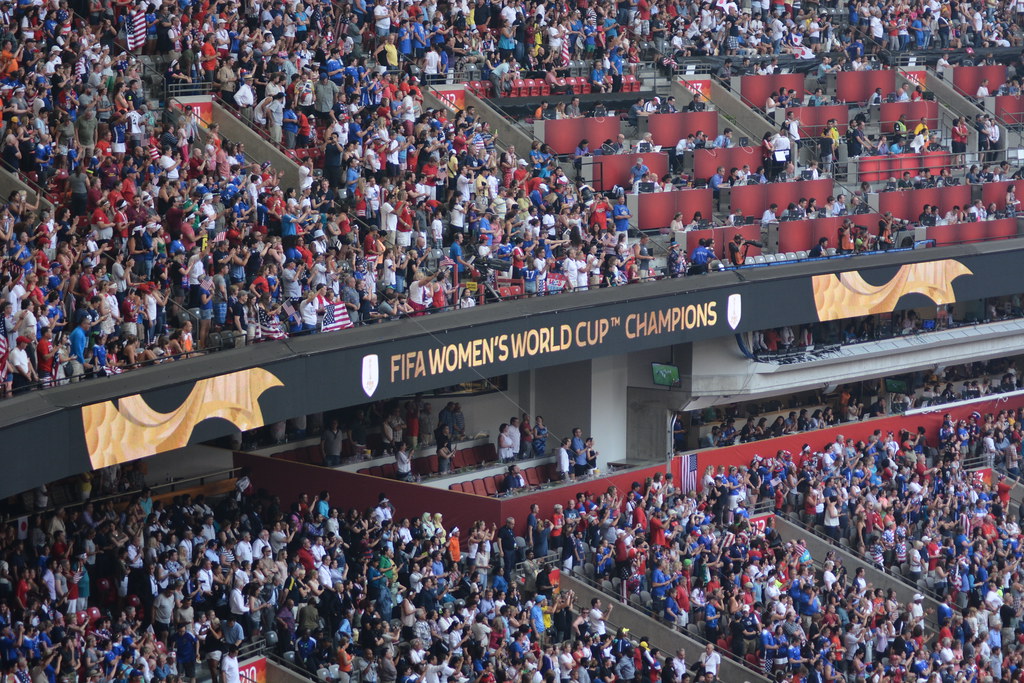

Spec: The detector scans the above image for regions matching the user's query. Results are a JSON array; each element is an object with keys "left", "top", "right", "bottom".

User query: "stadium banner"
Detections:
[
  {"left": 3, "top": 242, "right": 1024, "bottom": 492},
  {"left": 433, "top": 84, "right": 466, "bottom": 112},
  {"left": 238, "top": 657, "right": 267, "bottom": 683}
]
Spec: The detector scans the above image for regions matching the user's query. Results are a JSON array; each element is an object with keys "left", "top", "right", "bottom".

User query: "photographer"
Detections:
[{"left": 727, "top": 234, "right": 762, "bottom": 267}]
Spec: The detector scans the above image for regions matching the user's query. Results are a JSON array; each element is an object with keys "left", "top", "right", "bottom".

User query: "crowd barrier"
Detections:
[
  {"left": 952, "top": 65, "right": 1006, "bottom": 100},
  {"left": 776, "top": 213, "right": 883, "bottom": 253},
  {"left": 877, "top": 185, "right": 973, "bottom": 220},
  {"left": 540, "top": 117, "right": 622, "bottom": 155},
  {"left": 837, "top": 70, "right": 896, "bottom": 104},
  {"left": 692, "top": 146, "right": 762, "bottom": 179},
  {"left": 645, "top": 110, "right": 719, "bottom": 147},
  {"left": 633, "top": 188, "right": 714, "bottom": 230},
  {"left": 787, "top": 104, "right": 849, "bottom": 137},
  {"left": 730, "top": 178, "right": 834, "bottom": 217},
  {"left": 740, "top": 73, "right": 806, "bottom": 109},
  {"left": 858, "top": 149, "right": 952, "bottom": 183},
  {"left": 589, "top": 152, "right": 669, "bottom": 191}
]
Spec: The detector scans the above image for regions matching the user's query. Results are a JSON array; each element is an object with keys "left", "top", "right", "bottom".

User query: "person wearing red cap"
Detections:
[{"left": 8, "top": 335, "right": 36, "bottom": 394}]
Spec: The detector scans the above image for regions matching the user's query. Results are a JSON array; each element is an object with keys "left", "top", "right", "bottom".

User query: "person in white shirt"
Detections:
[
  {"left": 557, "top": 438, "right": 571, "bottom": 479},
  {"left": 699, "top": 643, "right": 721, "bottom": 677},
  {"left": 233, "top": 75, "right": 256, "bottom": 120},
  {"left": 222, "top": 646, "right": 240, "bottom": 683},
  {"left": 761, "top": 204, "right": 779, "bottom": 223},
  {"left": 977, "top": 79, "right": 990, "bottom": 98}
]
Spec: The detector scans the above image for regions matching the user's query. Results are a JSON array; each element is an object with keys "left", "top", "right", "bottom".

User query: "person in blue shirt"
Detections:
[
  {"left": 688, "top": 238, "right": 713, "bottom": 274},
  {"left": 530, "top": 595, "right": 547, "bottom": 636},
  {"left": 326, "top": 49, "right": 344, "bottom": 84},
  {"left": 570, "top": 428, "right": 587, "bottom": 477},
  {"left": 282, "top": 107, "right": 299, "bottom": 149},
  {"left": 612, "top": 196, "right": 631, "bottom": 233},
  {"left": 629, "top": 159, "right": 649, "bottom": 183},
  {"left": 590, "top": 61, "right": 609, "bottom": 93}
]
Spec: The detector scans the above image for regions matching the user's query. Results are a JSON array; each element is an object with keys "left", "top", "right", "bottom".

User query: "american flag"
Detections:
[
  {"left": 256, "top": 306, "right": 288, "bottom": 340},
  {"left": 679, "top": 453, "right": 698, "bottom": 493},
  {"left": 125, "top": 10, "right": 148, "bottom": 51},
  {"left": 321, "top": 302, "right": 354, "bottom": 332},
  {"left": 440, "top": 256, "right": 456, "bottom": 269}
]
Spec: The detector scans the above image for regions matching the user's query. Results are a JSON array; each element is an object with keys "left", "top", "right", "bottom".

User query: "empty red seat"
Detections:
[
  {"left": 483, "top": 477, "right": 497, "bottom": 496},
  {"left": 508, "top": 285, "right": 524, "bottom": 297},
  {"left": 453, "top": 450, "right": 468, "bottom": 469},
  {"left": 540, "top": 81, "right": 551, "bottom": 96},
  {"left": 525, "top": 468, "right": 540, "bottom": 486},
  {"left": 480, "top": 444, "right": 498, "bottom": 462},
  {"left": 382, "top": 463, "right": 397, "bottom": 477},
  {"left": 512, "top": 79, "right": 525, "bottom": 97},
  {"left": 528, "top": 79, "right": 542, "bottom": 96}
]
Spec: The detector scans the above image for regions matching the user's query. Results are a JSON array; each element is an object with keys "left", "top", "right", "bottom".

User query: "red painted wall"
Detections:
[
  {"left": 543, "top": 118, "right": 622, "bottom": 155},
  {"left": 693, "top": 147, "right": 762, "bottom": 180},
  {"left": 730, "top": 179, "right": 834, "bottom": 218},
  {"left": 233, "top": 452, "right": 504, "bottom": 532},
  {"left": 497, "top": 464, "right": 667, "bottom": 535},
  {"left": 786, "top": 105, "right": 849, "bottom": 137},
  {"left": 952, "top": 65, "right": 1006, "bottom": 99},
  {"left": 636, "top": 189, "right": 713, "bottom": 230},
  {"left": 674, "top": 395, "right": 1024, "bottom": 490},
  {"left": 777, "top": 214, "right": 882, "bottom": 254},
  {"left": 837, "top": 71, "right": 896, "bottom": 104},
  {"left": 740, "top": 74, "right": 805, "bottom": 109},
  {"left": 647, "top": 111, "right": 718, "bottom": 147}
]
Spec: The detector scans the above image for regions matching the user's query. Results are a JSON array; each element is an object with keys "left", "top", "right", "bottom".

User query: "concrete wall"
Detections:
[
  {"left": 532, "top": 360, "right": 592, "bottom": 456},
  {"left": 919, "top": 71, "right": 981, "bottom": 128},
  {"left": 211, "top": 102, "right": 302, "bottom": 190},
  {"left": 265, "top": 658, "right": 313, "bottom": 683},
  {"left": 714, "top": 79, "right": 774, "bottom": 142},
  {"left": 562, "top": 574, "right": 771, "bottom": 683},
  {"left": 591, "top": 356, "right": 628, "bottom": 469}
]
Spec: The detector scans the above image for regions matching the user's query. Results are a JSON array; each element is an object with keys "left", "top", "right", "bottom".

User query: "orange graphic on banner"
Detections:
[
  {"left": 811, "top": 259, "right": 972, "bottom": 321},
  {"left": 82, "top": 368, "right": 283, "bottom": 468}
]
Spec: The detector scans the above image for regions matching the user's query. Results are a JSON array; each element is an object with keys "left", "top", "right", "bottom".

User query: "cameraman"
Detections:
[{"left": 728, "top": 234, "right": 761, "bottom": 267}]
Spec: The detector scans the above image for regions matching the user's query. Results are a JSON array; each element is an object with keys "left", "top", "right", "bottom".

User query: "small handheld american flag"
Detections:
[
  {"left": 440, "top": 256, "right": 456, "bottom": 269},
  {"left": 321, "top": 302, "right": 354, "bottom": 332}
]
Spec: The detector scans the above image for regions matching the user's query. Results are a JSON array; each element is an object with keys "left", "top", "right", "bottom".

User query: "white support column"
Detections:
[{"left": 590, "top": 356, "right": 628, "bottom": 470}]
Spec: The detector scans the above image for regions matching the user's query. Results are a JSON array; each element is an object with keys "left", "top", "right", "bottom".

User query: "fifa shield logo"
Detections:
[
  {"left": 727, "top": 293, "right": 742, "bottom": 330},
  {"left": 361, "top": 354, "right": 380, "bottom": 397}
]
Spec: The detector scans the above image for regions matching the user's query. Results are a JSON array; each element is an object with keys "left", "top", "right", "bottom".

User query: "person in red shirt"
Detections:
[
  {"left": 36, "top": 327, "right": 55, "bottom": 385},
  {"left": 200, "top": 35, "right": 219, "bottom": 82}
]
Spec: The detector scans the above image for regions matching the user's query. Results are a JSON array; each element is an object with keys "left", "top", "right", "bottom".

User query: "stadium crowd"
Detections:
[
  {"left": 7, "top": 386, "right": 1024, "bottom": 683},
  {"left": 0, "top": 0, "right": 1023, "bottom": 396}
]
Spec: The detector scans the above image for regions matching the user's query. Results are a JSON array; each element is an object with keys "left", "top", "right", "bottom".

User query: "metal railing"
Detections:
[
  {"left": 565, "top": 559, "right": 769, "bottom": 678},
  {"left": 781, "top": 510, "right": 946, "bottom": 612}
]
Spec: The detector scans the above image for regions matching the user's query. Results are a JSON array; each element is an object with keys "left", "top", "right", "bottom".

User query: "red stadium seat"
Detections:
[
  {"left": 453, "top": 450, "right": 468, "bottom": 469},
  {"left": 483, "top": 477, "right": 498, "bottom": 496},
  {"left": 529, "top": 79, "right": 542, "bottom": 96},
  {"left": 480, "top": 444, "right": 498, "bottom": 462},
  {"left": 525, "top": 468, "right": 540, "bottom": 486},
  {"left": 540, "top": 81, "right": 551, "bottom": 96}
]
